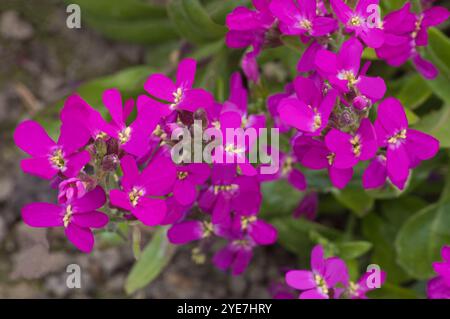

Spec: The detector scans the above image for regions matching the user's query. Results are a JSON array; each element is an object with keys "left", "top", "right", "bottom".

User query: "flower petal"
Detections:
[
  {"left": 71, "top": 186, "right": 106, "bottom": 213},
  {"left": 143, "top": 73, "right": 176, "bottom": 102},
  {"left": 65, "top": 223, "right": 94, "bottom": 253},
  {"left": 133, "top": 197, "right": 166, "bottom": 226},
  {"left": 22, "top": 202, "right": 63, "bottom": 227},
  {"left": 73, "top": 211, "right": 109, "bottom": 228},
  {"left": 14, "top": 120, "right": 56, "bottom": 157},
  {"left": 286, "top": 270, "right": 316, "bottom": 290},
  {"left": 20, "top": 157, "right": 57, "bottom": 180}
]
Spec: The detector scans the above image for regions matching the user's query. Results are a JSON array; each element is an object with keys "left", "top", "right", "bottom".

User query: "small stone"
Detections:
[
  {"left": 0, "top": 177, "right": 14, "bottom": 202},
  {"left": 0, "top": 11, "right": 34, "bottom": 40}
]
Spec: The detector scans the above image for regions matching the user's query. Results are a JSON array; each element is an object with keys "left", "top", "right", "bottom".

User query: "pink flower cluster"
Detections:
[
  {"left": 14, "top": 59, "right": 276, "bottom": 275},
  {"left": 285, "top": 245, "right": 386, "bottom": 299},
  {"left": 427, "top": 246, "right": 450, "bottom": 299},
  {"left": 13, "top": 0, "right": 448, "bottom": 291},
  {"left": 227, "top": 0, "right": 446, "bottom": 190}
]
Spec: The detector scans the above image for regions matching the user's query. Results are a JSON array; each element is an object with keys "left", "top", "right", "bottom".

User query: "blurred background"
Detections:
[
  {"left": 0, "top": 0, "right": 297, "bottom": 298},
  {"left": 0, "top": 0, "right": 449, "bottom": 299}
]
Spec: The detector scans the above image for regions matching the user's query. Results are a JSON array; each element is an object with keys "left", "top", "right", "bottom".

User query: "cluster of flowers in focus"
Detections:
[{"left": 13, "top": 0, "right": 449, "bottom": 298}]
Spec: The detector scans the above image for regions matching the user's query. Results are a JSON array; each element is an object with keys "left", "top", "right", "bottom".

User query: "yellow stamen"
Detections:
[
  {"left": 350, "top": 16, "right": 362, "bottom": 26},
  {"left": 213, "top": 184, "right": 238, "bottom": 195},
  {"left": 128, "top": 187, "right": 144, "bottom": 207},
  {"left": 63, "top": 205, "right": 73, "bottom": 228},
  {"left": 350, "top": 135, "right": 362, "bottom": 157},
  {"left": 177, "top": 171, "right": 189, "bottom": 180},
  {"left": 50, "top": 149, "right": 66, "bottom": 169},
  {"left": 241, "top": 216, "right": 257, "bottom": 230},
  {"left": 281, "top": 156, "right": 293, "bottom": 176},
  {"left": 170, "top": 87, "right": 183, "bottom": 109},
  {"left": 202, "top": 221, "right": 214, "bottom": 238},
  {"left": 313, "top": 113, "right": 322, "bottom": 131},
  {"left": 225, "top": 144, "right": 245, "bottom": 154},
  {"left": 338, "top": 70, "right": 359, "bottom": 88},
  {"left": 118, "top": 127, "right": 131, "bottom": 144},
  {"left": 299, "top": 19, "right": 312, "bottom": 31},
  {"left": 327, "top": 153, "right": 336, "bottom": 166},
  {"left": 314, "top": 273, "right": 329, "bottom": 296},
  {"left": 387, "top": 129, "right": 407, "bottom": 145}
]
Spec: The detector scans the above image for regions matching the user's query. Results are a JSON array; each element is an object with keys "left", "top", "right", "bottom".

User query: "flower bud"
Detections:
[
  {"left": 293, "top": 192, "right": 318, "bottom": 220},
  {"left": 58, "top": 178, "right": 87, "bottom": 204},
  {"left": 352, "top": 96, "right": 370, "bottom": 110},
  {"left": 101, "top": 154, "right": 119, "bottom": 172}
]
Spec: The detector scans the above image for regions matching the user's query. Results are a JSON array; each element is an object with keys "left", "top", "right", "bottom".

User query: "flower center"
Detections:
[
  {"left": 118, "top": 127, "right": 132, "bottom": 144},
  {"left": 241, "top": 215, "right": 257, "bottom": 230},
  {"left": 282, "top": 156, "right": 293, "bottom": 176},
  {"left": 177, "top": 171, "right": 189, "bottom": 180},
  {"left": 350, "top": 135, "right": 362, "bottom": 157},
  {"left": 171, "top": 87, "right": 183, "bottom": 109},
  {"left": 348, "top": 281, "right": 359, "bottom": 296},
  {"left": 387, "top": 129, "right": 407, "bottom": 146},
  {"left": 213, "top": 184, "right": 238, "bottom": 195},
  {"left": 313, "top": 113, "right": 322, "bottom": 131},
  {"left": 327, "top": 153, "right": 336, "bottom": 166},
  {"left": 349, "top": 16, "right": 362, "bottom": 26},
  {"left": 298, "top": 18, "right": 312, "bottom": 31},
  {"left": 128, "top": 187, "right": 144, "bottom": 207},
  {"left": 225, "top": 143, "right": 245, "bottom": 154},
  {"left": 202, "top": 221, "right": 214, "bottom": 238},
  {"left": 314, "top": 273, "right": 329, "bottom": 296},
  {"left": 63, "top": 205, "right": 73, "bottom": 228},
  {"left": 95, "top": 131, "right": 108, "bottom": 140},
  {"left": 49, "top": 148, "right": 66, "bottom": 170},
  {"left": 338, "top": 70, "right": 359, "bottom": 88}
]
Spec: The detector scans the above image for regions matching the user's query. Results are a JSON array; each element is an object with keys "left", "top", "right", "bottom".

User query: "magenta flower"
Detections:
[
  {"left": 270, "top": 0, "right": 338, "bottom": 37},
  {"left": 346, "top": 270, "right": 386, "bottom": 299},
  {"left": 331, "top": 0, "right": 384, "bottom": 48},
  {"left": 225, "top": 0, "right": 275, "bottom": 82},
  {"left": 278, "top": 76, "right": 338, "bottom": 135},
  {"left": 144, "top": 58, "right": 214, "bottom": 115},
  {"left": 293, "top": 135, "right": 354, "bottom": 189},
  {"left": 109, "top": 153, "right": 176, "bottom": 226},
  {"left": 325, "top": 118, "right": 378, "bottom": 169},
  {"left": 168, "top": 220, "right": 216, "bottom": 244},
  {"left": 14, "top": 120, "right": 90, "bottom": 180},
  {"left": 293, "top": 192, "right": 318, "bottom": 220},
  {"left": 315, "top": 37, "right": 386, "bottom": 101},
  {"left": 297, "top": 41, "right": 324, "bottom": 73},
  {"left": 173, "top": 163, "right": 210, "bottom": 206},
  {"left": 362, "top": 154, "right": 388, "bottom": 189},
  {"left": 259, "top": 150, "right": 307, "bottom": 191},
  {"left": 427, "top": 246, "right": 450, "bottom": 299},
  {"left": 61, "top": 92, "right": 162, "bottom": 158},
  {"left": 22, "top": 186, "right": 108, "bottom": 253},
  {"left": 58, "top": 177, "right": 87, "bottom": 204},
  {"left": 267, "top": 83, "right": 294, "bottom": 133},
  {"left": 286, "top": 245, "right": 349, "bottom": 299},
  {"left": 213, "top": 239, "right": 254, "bottom": 276},
  {"left": 376, "top": 3, "right": 449, "bottom": 79},
  {"left": 198, "top": 164, "right": 262, "bottom": 224},
  {"left": 100, "top": 89, "right": 163, "bottom": 157},
  {"left": 372, "top": 97, "right": 439, "bottom": 189}
]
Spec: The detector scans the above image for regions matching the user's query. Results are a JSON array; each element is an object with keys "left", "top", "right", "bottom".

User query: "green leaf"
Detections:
[
  {"left": 271, "top": 216, "right": 342, "bottom": 256},
  {"left": 36, "top": 66, "right": 153, "bottom": 140},
  {"left": 83, "top": 15, "right": 178, "bottom": 44},
  {"left": 332, "top": 186, "right": 374, "bottom": 217},
  {"left": 260, "top": 179, "right": 304, "bottom": 219},
  {"left": 167, "top": 0, "right": 226, "bottom": 44},
  {"left": 397, "top": 74, "right": 432, "bottom": 110},
  {"left": 395, "top": 202, "right": 450, "bottom": 279},
  {"left": 125, "top": 228, "right": 176, "bottom": 295},
  {"left": 423, "top": 28, "right": 450, "bottom": 104},
  {"left": 66, "top": 0, "right": 167, "bottom": 20},
  {"left": 362, "top": 213, "right": 411, "bottom": 284},
  {"left": 335, "top": 241, "right": 372, "bottom": 259},
  {"left": 367, "top": 283, "right": 418, "bottom": 299},
  {"left": 395, "top": 167, "right": 450, "bottom": 279},
  {"left": 413, "top": 105, "right": 450, "bottom": 148}
]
